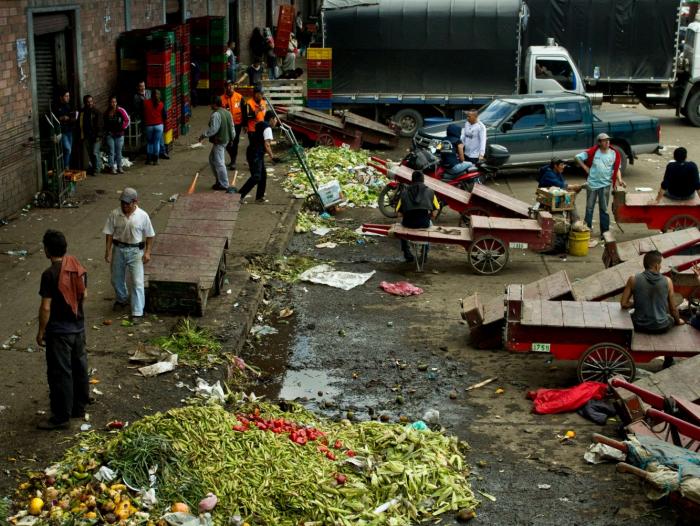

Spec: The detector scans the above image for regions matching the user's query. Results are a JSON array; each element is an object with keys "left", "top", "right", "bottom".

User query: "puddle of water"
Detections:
[{"left": 279, "top": 369, "right": 341, "bottom": 400}]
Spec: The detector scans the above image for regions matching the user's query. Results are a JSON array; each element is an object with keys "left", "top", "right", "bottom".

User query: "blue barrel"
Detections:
[{"left": 423, "top": 117, "right": 453, "bottom": 127}]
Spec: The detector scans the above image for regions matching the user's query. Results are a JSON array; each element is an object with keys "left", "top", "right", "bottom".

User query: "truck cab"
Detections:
[
  {"left": 680, "top": 22, "right": 700, "bottom": 125},
  {"left": 524, "top": 44, "right": 587, "bottom": 96}
]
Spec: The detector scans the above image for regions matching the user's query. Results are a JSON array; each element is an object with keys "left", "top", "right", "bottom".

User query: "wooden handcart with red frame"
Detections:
[
  {"left": 603, "top": 227, "right": 700, "bottom": 267},
  {"left": 503, "top": 284, "right": 700, "bottom": 382},
  {"left": 612, "top": 189, "right": 700, "bottom": 232},
  {"left": 370, "top": 161, "right": 531, "bottom": 224},
  {"left": 362, "top": 211, "right": 553, "bottom": 275}
]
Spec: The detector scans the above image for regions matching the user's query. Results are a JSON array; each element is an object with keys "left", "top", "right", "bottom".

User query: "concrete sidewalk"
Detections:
[{"left": 0, "top": 105, "right": 301, "bottom": 491}]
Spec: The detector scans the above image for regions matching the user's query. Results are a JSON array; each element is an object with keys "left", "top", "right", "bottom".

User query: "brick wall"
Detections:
[{"left": 0, "top": 0, "right": 227, "bottom": 219}]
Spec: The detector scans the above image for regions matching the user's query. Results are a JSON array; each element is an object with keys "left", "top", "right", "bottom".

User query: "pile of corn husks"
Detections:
[
  {"left": 285, "top": 147, "right": 385, "bottom": 207},
  {"left": 8, "top": 402, "right": 477, "bottom": 526}
]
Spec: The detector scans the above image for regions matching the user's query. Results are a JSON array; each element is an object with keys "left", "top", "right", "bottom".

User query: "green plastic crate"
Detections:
[
  {"left": 210, "top": 71, "right": 226, "bottom": 81},
  {"left": 307, "top": 79, "right": 332, "bottom": 89},
  {"left": 210, "top": 17, "right": 226, "bottom": 31},
  {"left": 199, "top": 62, "right": 209, "bottom": 73},
  {"left": 191, "top": 35, "right": 209, "bottom": 46},
  {"left": 210, "top": 54, "right": 227, "bottom": 64}
]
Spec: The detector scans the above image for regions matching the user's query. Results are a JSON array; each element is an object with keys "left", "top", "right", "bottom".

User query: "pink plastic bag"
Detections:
[
  {"left": 527, "top": 381, "right": 608, "bottom": 415},
  {"left": 379, "top": 281, "right": 424, "bottom": 297}
]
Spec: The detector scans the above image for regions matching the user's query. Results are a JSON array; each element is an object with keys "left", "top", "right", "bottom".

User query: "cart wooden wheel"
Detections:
[
  {"left": 577, "top": 343, "right": 636, "bottom": 383},
  {"left": 316, "top": 133, "right": 335, "bottom": 147},
  {"left": 467, "top": 236, "right": 509, "bottom": 275},
  {"left": 662, "top": 214, "right": 700, "bottom": 232},
  {"left": 459, "top": 208, "right": 490, "bottom": 227}
]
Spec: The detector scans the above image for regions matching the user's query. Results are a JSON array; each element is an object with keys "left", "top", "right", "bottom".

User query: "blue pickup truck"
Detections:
[{"left": 413, "top": 94, "right": 661, "bottom": 171}]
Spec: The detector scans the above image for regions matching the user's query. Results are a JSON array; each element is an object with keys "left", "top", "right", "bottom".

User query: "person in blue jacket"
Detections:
[{"left": 538, "top": 158, "right": 583, "bottom": 255}]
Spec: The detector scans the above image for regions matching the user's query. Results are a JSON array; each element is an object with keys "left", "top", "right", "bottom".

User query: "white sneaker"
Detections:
[{"left": 588, "top": 239, "right": 599, "bottom": 248}]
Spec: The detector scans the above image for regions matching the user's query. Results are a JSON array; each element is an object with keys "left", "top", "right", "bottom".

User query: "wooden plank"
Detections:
[
  {"left": 482, "top": 298, "right": 506, "bottom": 325},
  {"left": 151, "top": 233, "right": 227, "bottom": 254},
  {"left": 540, "top": 300, "right": 564, "bottom": 327},
  {"left": 169, "top": 208, "right": 239, "bottom": 221},
  {"left": 607, "top": 304, "right": 634, "bottom": 330},
  {"left": 582, "top": 301, "right": 611, "bottom": 328},
  {"left": 561, "top": 301, "right": 587, "bottom": 328},
  {"left": 148, "top": 273, "right": 213, "bottom": 288},
  {"left": 173, "top": 192, "right": 241, "bottom": 209},
  {"left": 520, "top": 300, "right": 542, "bottom": 326},
  {"left": 471, "top": 184, "right": 531, "bottom": 218},
  {"left": 630, "top": 331, "right": 656, "bottom": 351}
]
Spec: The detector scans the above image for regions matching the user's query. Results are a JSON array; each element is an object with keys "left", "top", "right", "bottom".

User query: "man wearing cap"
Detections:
[
  {"left": 103, "top": 188, "right": 155, "bottom": 324},
  {"left": 198, "top": 96, "right": 236, "bottom": 191},
  {"left": 221, "top": 81, "right": 244, "bottom": 170},
  {"left": 238, "top": 110, "right": 279, "bottom": 202},
  {"left": 244, "top": 86, "right": 268, "bottom": 137},
  {"left": 538, "top": 158, "right": 583, "bottom": 215},
  {"left": 575, "top": 133, "right": 626, "bottom": 247}
]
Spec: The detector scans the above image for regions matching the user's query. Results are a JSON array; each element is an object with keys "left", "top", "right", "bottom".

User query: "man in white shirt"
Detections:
[
  {"left": 103, "top": 188, "right": 155, "bottom": 323},
  {"left": 460, "top": 110, "right": 487, "bottom": 164}
]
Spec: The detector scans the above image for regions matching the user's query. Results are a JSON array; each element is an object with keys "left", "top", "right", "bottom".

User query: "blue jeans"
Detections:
[
  {"left": 111, "top": 246, "right": 145, "bottom": 316},
  {"left": 443, "top": 161, "right": 475, "bottom": 180},
  {"left": 61, "top": 130, "right": 73, "bottom": 168},
  {"left": 584, "top": 185, "right": 611, "bottom": 235},
  {"left": 105, "top": 135, "right": 124, "bottom": 170},
  {"left": 209, "top": 143, "right": 229, "bottom": 188},
  {"left": 84, "top": 139, "right": 102, "bottom": 174},
  {"left": 146, "top": 124, "right": 164, "bottom": 157}
]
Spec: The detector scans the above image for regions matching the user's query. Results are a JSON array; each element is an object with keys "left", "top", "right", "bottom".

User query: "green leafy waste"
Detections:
[
  {"left": 153, "top": 318, "right": 222, "bottom": 366},
  {"left": 246, "top": 255, "right": 319, "bottom": 283},
  {"left": 285, "top": 146, "right": 385, "bottom": 207},
  {"left": 15, "top": 402, "right": 478, "bottom": 526}
]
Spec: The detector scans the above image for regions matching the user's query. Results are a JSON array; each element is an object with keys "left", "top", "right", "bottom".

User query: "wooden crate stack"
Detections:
[{"left": 306, "top": 48, "right": 332, "bottom": 111}]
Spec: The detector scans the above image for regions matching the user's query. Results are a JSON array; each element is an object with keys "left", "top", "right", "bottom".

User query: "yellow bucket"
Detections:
[
  {"left": 164, "top": 129, "right": 173, "bottom": 145},
  {"left": 568, "top": 230, "right": 590, "bottom": 257}
]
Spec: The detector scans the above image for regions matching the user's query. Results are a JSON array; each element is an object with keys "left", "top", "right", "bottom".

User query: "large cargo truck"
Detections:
[{"left": 322, "top": 0, "right": 587, "bottom": 136}]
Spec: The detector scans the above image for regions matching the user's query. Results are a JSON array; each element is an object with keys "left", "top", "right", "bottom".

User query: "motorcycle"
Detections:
[{"left": 377, "top": 140, "right": 500, "bottom": 219}]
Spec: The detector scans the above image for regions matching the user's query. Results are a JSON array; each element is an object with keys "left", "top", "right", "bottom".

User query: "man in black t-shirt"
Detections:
[
  {"left": 656, "top": 147, "right": 700, "bottom": 201},
  {"left": 36, "top": 230, "right": 89, "bottom": 430}
]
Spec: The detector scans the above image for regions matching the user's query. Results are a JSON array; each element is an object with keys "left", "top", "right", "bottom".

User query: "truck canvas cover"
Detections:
[
  {"left": 524, "top": 0, "right": 679, "bottom": 81},
  {"left": 322, "top": 0, "right": 524, "bottom": 97}
]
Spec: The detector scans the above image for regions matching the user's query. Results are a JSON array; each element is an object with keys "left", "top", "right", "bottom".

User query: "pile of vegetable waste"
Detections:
[
  {"left": 285, "top": 147, "right": 385, "bottom": 207},
  {"left": 152, "top": 319, "right": 222, "bottom": 366},
  {"left": 246, "top": 255, "right": 319, "bottom": 283},
  {"left": 7, "top": 402, "right": 477, "bottom": 526}
]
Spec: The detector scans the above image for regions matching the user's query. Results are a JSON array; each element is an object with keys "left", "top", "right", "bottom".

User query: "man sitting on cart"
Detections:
[
  {"left": 395, "top": 171, "right": 440, "bottom": 263},
  {"left": 621, "top": 250, "right": 684, "bottom": 367},
  {"left": 654, "top": 147, "right": 700, "bottom": 202}
]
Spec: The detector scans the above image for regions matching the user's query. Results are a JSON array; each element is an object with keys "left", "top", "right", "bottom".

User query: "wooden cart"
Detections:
[
  {"left": 145, "top": 192, "right": 240, "bottom": 316},
  {"left": 277, "top": 106, "right": 398, "bottom": 149},
  {"left": 362, "top": 211, "right": 553, "bottom": 275},
  {"left": 612, "top": 189, "right": 700, "bottom": 232},
  {"left": 504, "top": 285, "right": 700, "bottom": 382},
  {"left": 603, "top": 227, "right": 700, "bottom": 267}
]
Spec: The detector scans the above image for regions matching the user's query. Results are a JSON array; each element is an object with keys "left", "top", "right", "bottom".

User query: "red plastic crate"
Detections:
[
  {"left": 307, "top": 59, "right": 332, "bottom": 71},
  {"left": 146, "top": 50, "right": 172, "bottom": 65},
  {"left": 146, "top": 69, "right": 172, "bottom": 88},
  {"left": 308, "top": 88, "right": 333, "bottom": 99},
  {"left": 307, "top": 70, "right": 333, "bottom": 80}
]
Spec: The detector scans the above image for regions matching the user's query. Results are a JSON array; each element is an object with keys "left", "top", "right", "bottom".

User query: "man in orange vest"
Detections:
[
  {"left": 221, "top": 81, "right": 244, "bottom": 169},
  {"left": 245, "top": 86, "right": 268, "bottom": 139}
]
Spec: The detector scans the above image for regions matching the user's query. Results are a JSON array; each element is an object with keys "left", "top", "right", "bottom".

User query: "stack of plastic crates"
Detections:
[
  {"left": 306, "top": 48, "right": 332, "bottom": 111},
  {"left": 188, "top": 16, "right": 227, "bottom": 102},
  {"left": 146, "top": 30, "right": 176, "bottom": 151},
  {"left": 177, "top": 23, "right": 192, "bottom": 137}
]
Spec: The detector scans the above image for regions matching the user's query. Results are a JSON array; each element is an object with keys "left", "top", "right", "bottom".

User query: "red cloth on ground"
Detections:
[
  {"left": 379, "top": 281, "right": 424, "bottom": 296},
  {"left": 58, "top": 255, "right": 87, "bottom": 316},
  {"left": 527, "top": 381, "right": 608, "bottom": 415}
]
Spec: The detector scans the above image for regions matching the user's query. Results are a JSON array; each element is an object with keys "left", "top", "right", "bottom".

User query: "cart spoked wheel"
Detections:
[
  {"left": 377, "top": 184, "right": 400, "bottom": 218},
  {"left": 316, "top": 134, "right": 335, "bottom": 147},
  {"left": 662, "top": 214, "right": 700, "bottom": 232},
  {"left": 459, "top": 208, "right": 490, "bottom": 227},
  {"left": 35, "top": 191, "right": 58, "bottom": 208},
  {"left": 467, "top": 236, "right": 509, "bottom": 275},
  {"left": 305, "top": 193, "right": 325, "bottom": 213},
  {"left": 577, "top": 343, "right": 636, "bottom": 382}
]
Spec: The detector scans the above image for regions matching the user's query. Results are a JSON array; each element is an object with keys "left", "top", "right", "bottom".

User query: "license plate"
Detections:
[
  {"left": 531, "top": 343, "right": 551, "bottom": 353},
  {"left": 509, "top": 242, "right": 528, "bottom": 249}
]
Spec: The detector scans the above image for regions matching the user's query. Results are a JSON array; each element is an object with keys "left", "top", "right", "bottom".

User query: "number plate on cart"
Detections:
[
  {"left": 509, "top": 242, "right": 528, "bottom": 249},
  {"left": 531, "top": 343, "right": 551, "bottom": 353}
]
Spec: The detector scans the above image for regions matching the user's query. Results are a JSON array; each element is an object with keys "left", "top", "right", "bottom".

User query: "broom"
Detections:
[
  {"left": 228, "top": 170, "right": 239, "bottom": 193},
  {"left": 186, "top": 171, "right": 199, "bottom": 194}
]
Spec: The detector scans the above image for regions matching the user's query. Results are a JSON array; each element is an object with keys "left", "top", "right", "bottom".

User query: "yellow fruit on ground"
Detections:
[
  {"left": 85, "top": 511, "right": 97, "bottom": 519},
  {"left": 565, "top": 430, "right": 576, "bottom": 439},
  {"left": 171, "top": 502, "right": 190, "bottom": 513},
  {"left": 28, "top": 497, "right": 44, "bottom": 515}
]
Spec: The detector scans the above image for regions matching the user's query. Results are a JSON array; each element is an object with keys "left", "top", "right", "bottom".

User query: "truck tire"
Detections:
[
  {"left": 685, "top": 91, "right": 700, "bottom": 127},
  {"left": 393, "top": 109, "right": 423, "bottom": 138},
  {"left": 611, "top": 145, "right": 628, "bottom": 173}
]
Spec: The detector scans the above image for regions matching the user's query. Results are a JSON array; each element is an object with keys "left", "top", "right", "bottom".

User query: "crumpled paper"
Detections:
[
  {"left": 194, "top": 378, "right": 226, "bottom": 404},
  {"left": 138, "top": 354, "right": 178, "bottom": 377},
  {"left": 299, "top": 264, "right": 375, "bottom": 290}
]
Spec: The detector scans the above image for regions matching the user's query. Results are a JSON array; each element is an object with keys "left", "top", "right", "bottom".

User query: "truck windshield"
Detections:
[{"left": 479, "top": 100, "right": 516, "bottom": 127}]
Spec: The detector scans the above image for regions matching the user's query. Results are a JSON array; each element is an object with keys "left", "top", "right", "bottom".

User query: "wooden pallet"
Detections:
[
  {"left": 263, "top": 79, "right": 305, "bottom": 106},
  {"left": 145, "top": 193, "right": 241, "bottom": 316}
]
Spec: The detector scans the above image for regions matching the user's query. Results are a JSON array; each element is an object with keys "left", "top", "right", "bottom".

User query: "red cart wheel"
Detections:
[
  {"left": 459, "top": 208, "right": 490, "bottom": 227},
  {"left": 662, "top": 214, "right": 700, "bottom": 232},
  {"left": 468, "top": 236, "right": 509, "bottom": 275},
  {"left": 316, "top": 134, "right": 335, "bottom": 147},
  {"left": 577, "top": 343, "right": 636, "bottom": 383}
]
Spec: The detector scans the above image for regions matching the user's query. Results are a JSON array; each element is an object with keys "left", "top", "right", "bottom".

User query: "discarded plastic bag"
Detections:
[
  {"left": 194, "top": 378, "right": 226, "bottom": 403},
  {"left": 161, "top": 512, "right": 212, "bottom": 526},
  {"left": 379, "top": 281, "right": 424, "bottom": 296},
  {"left": 94, "top": 466, "right": 117, "bottom": 482},
  {"left": 299, "top": 264, "right": 375, "bottom": 290},
  {"left": 527, "top": 381, "right": 608, "bottom": 414},
  {"left": 584, "top": 443, "right": 626, "bottom": 464},
  {"left": 251, "top": 325, "right": 278, "bottom": 336},
  {"left": 138, "top": 354, "right": 178, "bottom": 377}
]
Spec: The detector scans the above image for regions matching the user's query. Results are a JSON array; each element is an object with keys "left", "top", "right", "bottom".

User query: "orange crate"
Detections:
[{"left": 64, "top": 170, "right": 86, "bottom": 182}]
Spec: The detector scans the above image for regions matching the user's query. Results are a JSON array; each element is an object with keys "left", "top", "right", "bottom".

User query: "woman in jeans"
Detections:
[
  {"left": 143, "top": 90, "right": 165, "bottom": 165},
  {"left": 103, "top": 96, "right": 130, "bottom": 174}
]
